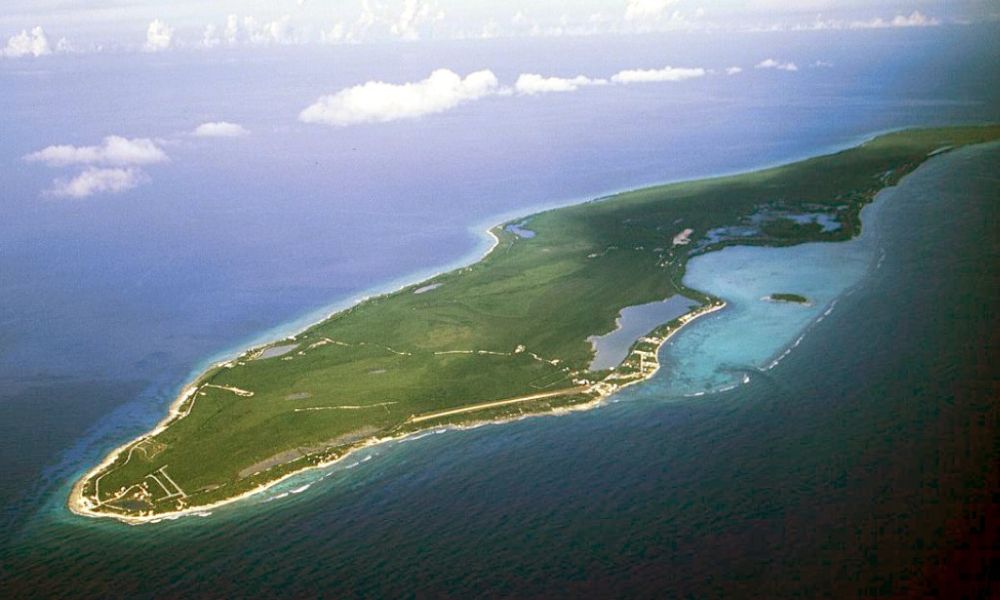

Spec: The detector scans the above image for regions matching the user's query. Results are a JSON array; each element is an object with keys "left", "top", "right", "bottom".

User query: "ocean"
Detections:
[{"left": 1, "top": 26, "right": 998, "bottom": 597}]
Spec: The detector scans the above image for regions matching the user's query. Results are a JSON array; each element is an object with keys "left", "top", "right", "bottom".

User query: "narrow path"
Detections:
[
  {"left": 408, "top": 386, "right": 590, "bottom": 424},
  {"left": 157, "top": 466, "right": 187, "bottom": 498},
  {"left": 203, "top": 384, "right": 254, "bottom": 397}
]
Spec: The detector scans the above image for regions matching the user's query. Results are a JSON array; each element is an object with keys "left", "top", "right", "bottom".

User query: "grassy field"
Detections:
[{"left": 74, "top": 125, "right": 1000, "bottom": 519}]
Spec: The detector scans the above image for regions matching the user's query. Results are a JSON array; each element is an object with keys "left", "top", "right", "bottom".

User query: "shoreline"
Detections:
[
  {"left": 74, "top": 123, "right": 933, "bottom": 434},
  {"left": 67, "top": 298, "right": 726, "bottom": 525},
  {"left": 68, "top": 130, "right": 998, "bottom": 525},
  {"left": 67, "top": 227, "right": 503, "bottom": 525}
]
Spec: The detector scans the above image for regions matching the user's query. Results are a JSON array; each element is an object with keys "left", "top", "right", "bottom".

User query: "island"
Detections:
[
  {"left": 767, "top": 293, "right": 810, "bottom": 305},
  {"left": 70, "top": 126, "right": 1000, "bottom": 523}
]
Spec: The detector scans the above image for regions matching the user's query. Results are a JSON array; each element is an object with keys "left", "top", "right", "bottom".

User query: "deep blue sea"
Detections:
[{"left": 1, "top": 27, "right": 998, "bottom": 597}]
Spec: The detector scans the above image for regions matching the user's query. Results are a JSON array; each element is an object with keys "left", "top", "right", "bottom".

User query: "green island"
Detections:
[
  {"left": 70, "top": 126, "right": 1000, "bottom": 523},
  {"left": 768, "top": 293, "right": 811, "bottom": 304}
]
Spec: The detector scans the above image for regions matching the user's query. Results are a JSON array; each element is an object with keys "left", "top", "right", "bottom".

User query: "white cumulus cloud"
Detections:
[
  {"left": 865, "top": 10, "right": 941, "bottom": 28},
  {"left": 202, "top": 24, "right": 221, "bottom": 48},
  {"left": 144, "top": 19, "right": 174, "bottom": 52},
  {"left": 391, "top": 0, "right": 445, "bottom": 40},
  {"left": 314, "top": 0, "right": 443, "bottom": 44},
  {"left": 514, "top": 73, "right": 608, "bottom": 95},
  {"left": 794, "top": 11, "right": 942, "bottom": 31},
  {"left": 213, "top": 14, "right": 301, "bottom": 46},
  {"left": 320, "top": 22, "right": 348, "bottom": 44},
  {"left": 48, "top": 167, "right": 147, "bottom": 199},
  {"left": 755, "top": 58, "right": 798, "bottom": 72},
  {"left": 225, "top": 14, "right": 241, "bottom": 44},
  {"left": 25, "top": 136, "right": 168, "bottom": 167},
  {"left": 2, "top": 26, "right": 52, "bottom": 58},
  {"left": 55, "top": 37, "right": 75, "bottom": 53},
  {"left": 725, "top": 66, "right": 743, "bottom": 75},
  {"left": 611, "top": 66, "right": 706, "bottom": 84},
  {"left": 193, "top": 122, "right": 250, "bottom": 137},
  {"left": 299, "top": 68, "right": 499, "bottom": 126},
  {"left": 26, "top": 136, "right": 167, "bottom": 198},
  {"left": 247, "top": 15, "right": 297, "bottom": 44},
  {"left": 624, "top": 0, "right": 679, "bottom": 21},
  {"left": 890, "top": 11, "right": 939, "bottom": 27}
]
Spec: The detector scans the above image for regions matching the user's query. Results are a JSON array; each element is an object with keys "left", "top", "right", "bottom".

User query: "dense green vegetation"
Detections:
[
  {"left": 769, "top": 293, "right": 810, "bottom": 304},
  {"left": 74, "top": 126, "right": 1000, "bottom": 520}
]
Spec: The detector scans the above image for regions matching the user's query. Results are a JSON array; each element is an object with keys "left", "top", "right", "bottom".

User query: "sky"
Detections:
[
  {"left": 3, "top": 0, "right": 997, "bottom": 202},
  {"left": 1, "top": 0, "right": 997, "bottom": 54}
]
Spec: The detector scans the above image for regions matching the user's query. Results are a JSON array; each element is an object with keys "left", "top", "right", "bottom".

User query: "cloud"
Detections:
[
  {"left": 2, "top": 26, "right": 52, "bottom": 58},
  {"left": 202, "top": 24, "right": 221, "bottom": 48},
  {"left": 624, "top": 0, "right": 679, "bottom": 21},
  {"left": 55, "top": 37, "right": 75, "bottom": 53},
  {"left": 299, "top": 68, "right": 499, "bottom": 126},
  {"left": 611, "top": 66, "right": 706, "bottom": 84},
  {"left": 26, "top": 136, "right": 167, "bottom": 198},
  {"left": 224, "top": 14, "right": 240, "bottom": 44},
  {"left": 192, "top": 121, "right": 250, "bottom": 137},
  {"left": 793, "top": 11, "right": 942, "bottom": 31},
  {"left": 247, "top": 15, "right": 297, "bottom": 44},
  {"left": 860, "top": 10, "right": 941, "bottom": 28},
  {"left": 320, "top": 22, "right": 348, "bottom": 44},
  {"left": 25, "top": 136, "right": 168, "bottom": 167},
  {"left": 755, "top": 58, "right": 798, "bottom": 72},
  {"left": 479, "top": 20, "right": 501, "bottom": 39},
  {"left": 811, "top": 60, "right": 834, "bottom": 68},
  {"left": 316, "top": 0, "right": 443, "bottom": 45},
  {"left": 514, "top": 73, "right": 607, "bottom": 95},
  {"left": 212, "top": 14, "right": 301, "bottom": 46},
  {"left": 48, "top": 167, "right": 146, "bottom": 198},
  {"left": 391, "top": 0, "right": 445, "bottom": 40},
  {"left": 725, "top": 66, "right": 743, "bottom": 75},
  {"left": 144, "top": 19, "right": 173, "bottom": 52},
  {"left": 889, "top": 11, "right": 940, "bottom": 27}
]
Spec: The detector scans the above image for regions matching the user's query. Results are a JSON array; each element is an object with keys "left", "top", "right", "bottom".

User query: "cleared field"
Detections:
[{"left": 73, "top": 126, "right": 1000, "bottom": 520}]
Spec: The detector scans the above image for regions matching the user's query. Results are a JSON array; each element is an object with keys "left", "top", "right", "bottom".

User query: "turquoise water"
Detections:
[{"left": 658, "top": 194, "right": 886, "bottom": 396}]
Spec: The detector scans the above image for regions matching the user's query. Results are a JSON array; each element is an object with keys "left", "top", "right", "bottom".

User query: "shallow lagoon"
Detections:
[
  {"left": 656, "top": 180, "right": 887, "bottom": 396},
  {"left": 257, "top": 344, "right": 299, "bottom": 360},
  {"left": 505, "top": 220, "right": 536, "bottom": 239},
  {"left": 588, "top": 295, "right": 698, "bottom": 371}
]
